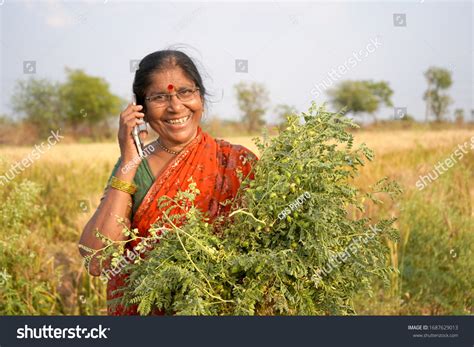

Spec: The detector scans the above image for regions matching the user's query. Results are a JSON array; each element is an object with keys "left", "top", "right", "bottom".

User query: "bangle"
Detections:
[{"left": 109, "top": 176, "right": 137, "bottom": 195}]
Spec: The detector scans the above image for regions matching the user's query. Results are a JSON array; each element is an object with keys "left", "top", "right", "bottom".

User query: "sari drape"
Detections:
[{"left": 106, "top": 127, "right": 258, "bottom": 315}]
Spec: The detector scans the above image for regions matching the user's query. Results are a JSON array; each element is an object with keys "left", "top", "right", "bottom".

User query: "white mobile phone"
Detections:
[{"left": 132, "top": 94, "right": 146, "bottom": 158}]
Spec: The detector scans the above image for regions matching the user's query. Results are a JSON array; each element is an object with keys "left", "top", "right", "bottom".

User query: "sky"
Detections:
[{"left": 0, "top": 0, "right": 472, "bottom": 124}]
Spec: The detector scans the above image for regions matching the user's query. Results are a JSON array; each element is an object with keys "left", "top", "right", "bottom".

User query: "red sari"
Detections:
[{"left": 106, "top": 127, "right": 258, "bottom": 315}]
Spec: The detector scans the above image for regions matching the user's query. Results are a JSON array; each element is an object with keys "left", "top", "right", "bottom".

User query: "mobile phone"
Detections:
[{"left": 132, "top": 93, "right": 146, "bottom": 158}]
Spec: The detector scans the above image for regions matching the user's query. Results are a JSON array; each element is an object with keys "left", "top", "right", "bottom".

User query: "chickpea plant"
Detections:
[{"left": 101, "top": 102, "right": 401, "bottom": 315}]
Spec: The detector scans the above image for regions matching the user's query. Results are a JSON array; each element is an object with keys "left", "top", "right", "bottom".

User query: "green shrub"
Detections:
[
  {"left": 0, "top": 175, "right": 62, "bottom": 314},
  {"left": 87, "top": 103, "right": 401, "bottom": 315}
]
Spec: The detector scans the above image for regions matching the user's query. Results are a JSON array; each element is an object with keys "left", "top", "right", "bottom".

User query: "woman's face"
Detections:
[{"left": 144, "top": 67, "right": 203, "bottom": 147}]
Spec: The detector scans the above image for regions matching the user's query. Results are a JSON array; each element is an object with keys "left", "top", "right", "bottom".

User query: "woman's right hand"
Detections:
[{"left": 118, "top": 103, "right": 146, "bottom": 163}]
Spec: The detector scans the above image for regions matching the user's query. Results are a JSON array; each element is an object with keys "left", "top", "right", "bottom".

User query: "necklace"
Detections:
[{"left": 156, "top": 139, "right": 181, "bottom": 155}]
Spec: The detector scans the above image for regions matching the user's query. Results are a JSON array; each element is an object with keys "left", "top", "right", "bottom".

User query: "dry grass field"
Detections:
[{"left": 0, "top": 128, "right": 472, "bottom": 315}]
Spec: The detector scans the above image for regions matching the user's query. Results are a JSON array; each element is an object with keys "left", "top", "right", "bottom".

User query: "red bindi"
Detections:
[{"left": 167, "top": 84, "right": 174, "bottom": 91}]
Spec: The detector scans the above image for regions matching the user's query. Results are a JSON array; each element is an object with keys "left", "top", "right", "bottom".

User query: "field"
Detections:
[{"left": 0, "top": 128, "right": 472, "bottom": 315}]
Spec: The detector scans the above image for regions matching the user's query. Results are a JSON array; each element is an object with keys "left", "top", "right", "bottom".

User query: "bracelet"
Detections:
[{"left": 109, "top": 176, "right": 137, "bottom": 195}]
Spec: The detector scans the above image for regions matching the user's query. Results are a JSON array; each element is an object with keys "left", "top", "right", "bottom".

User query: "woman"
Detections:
[{"left": 78, "top": 50, "right": 258, "bottom": 315}]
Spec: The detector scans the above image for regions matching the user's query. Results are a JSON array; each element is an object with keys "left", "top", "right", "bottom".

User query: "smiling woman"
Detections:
[{"left": 77, "top": 50, "right": 258, "bottom": 315}]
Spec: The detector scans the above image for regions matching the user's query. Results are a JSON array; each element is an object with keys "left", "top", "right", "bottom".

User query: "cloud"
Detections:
[
  {"left": 44, "top": 0, "right": 76, "bottom": 28},
  {"left": 43, "top": 0, "right": 96, "bottom": 28},
  {"left": 46, "top": 14, "right": 70, "bottom": 28}
]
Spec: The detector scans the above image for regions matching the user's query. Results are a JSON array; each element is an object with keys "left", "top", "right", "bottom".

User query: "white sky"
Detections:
[{"left": 0, "top": 0, "right": 472, "bottom": 123}]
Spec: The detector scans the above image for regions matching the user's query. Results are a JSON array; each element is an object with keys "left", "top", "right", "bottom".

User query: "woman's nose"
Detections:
[{"left": 166, "top": 94, "right": 185, "bottom": 112}]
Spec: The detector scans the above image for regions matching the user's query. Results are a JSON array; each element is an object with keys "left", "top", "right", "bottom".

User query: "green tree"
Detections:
[
  {"left": 328, "top": 80, "right": 393, "bottom": 123},
  {"left": 11, "top": 78, "right": 63, "bottom": 136},
  {"left": 366, "top": 81, "right": 394, "bottom": 109},
  {"left": 59, "top": 68, "right": 123, "bottom": 133},
  {"left": 11, "top": 69, "right": 123, "bottom": 138},
  {"left": 423, "top": 67, "right": 452, "bottom": 122},
  {"left": 234, "top": 82, "right": 269, "bottom": 133}
]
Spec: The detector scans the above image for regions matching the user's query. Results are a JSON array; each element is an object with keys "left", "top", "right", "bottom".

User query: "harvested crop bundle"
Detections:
[{"left": 100, "top": 103, "right": 401, "bottom": 315}]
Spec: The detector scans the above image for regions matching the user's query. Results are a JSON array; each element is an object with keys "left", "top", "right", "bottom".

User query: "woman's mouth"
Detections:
[{"left": 164, "top": 114, "right": 192, "bottom": 126}]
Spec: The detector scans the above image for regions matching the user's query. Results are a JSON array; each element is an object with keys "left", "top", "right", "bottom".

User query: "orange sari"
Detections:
[{"left": 106, "top": 127, "right": 258, "bottom": 315}]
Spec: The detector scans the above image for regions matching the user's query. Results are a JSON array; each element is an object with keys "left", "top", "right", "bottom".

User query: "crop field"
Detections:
[{"left": 0, "top": 128, "right": 472, "bottom": 315}]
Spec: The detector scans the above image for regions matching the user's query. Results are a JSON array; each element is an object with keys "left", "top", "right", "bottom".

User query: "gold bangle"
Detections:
[{"left": 109, "top": 176, "right": 137, "bottom": 195}]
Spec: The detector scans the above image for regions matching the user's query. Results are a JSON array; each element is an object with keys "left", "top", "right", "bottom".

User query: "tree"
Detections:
[
  {"left": 234, "top": 82, "right": 269, "bottom": 133},
  {"left": 328, "top": 80, "right": 393, "bottom": 123},
  {"left": 274, "top": 104, "right": 297, "bottom": 130},
  {"left": 59, "top": 68, "right": 123, "bottom": 133},
  {"left": 423, "top": 67, "right": 452, "bottom": 122},
  {"left": 11, "top": 69, "right": 124, "bottom": 138},
  {"left": 11, "top": 78, "right": 64, "bottom": 136},
  {"left": 366, "top": 81, "right": 394, "bottom": 110}
]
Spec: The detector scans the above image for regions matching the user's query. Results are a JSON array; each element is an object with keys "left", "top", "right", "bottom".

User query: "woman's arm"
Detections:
[
  {"left": 79, "top": 102, "right": 146, "bottom": 276},
  {"left": 78, "top": 162, "right": 138, "bottom": 276}
]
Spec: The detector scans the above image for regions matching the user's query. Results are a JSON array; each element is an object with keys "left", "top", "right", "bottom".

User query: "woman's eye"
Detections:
[
  {"left": 179, "top": 89, "right": 193, "bottom": 97},
  {"left": 154, "top": 95, "right": 168, "bottom": 101}
]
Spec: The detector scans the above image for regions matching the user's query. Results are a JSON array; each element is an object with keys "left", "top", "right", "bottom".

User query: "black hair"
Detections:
[{"left": 132, "top": 50, "right": 207, "bottom": 114}]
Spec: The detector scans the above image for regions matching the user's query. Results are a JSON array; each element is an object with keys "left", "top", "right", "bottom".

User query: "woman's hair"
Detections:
[{"left": 133, "top": 50, "right": 207, "bottom": 113}]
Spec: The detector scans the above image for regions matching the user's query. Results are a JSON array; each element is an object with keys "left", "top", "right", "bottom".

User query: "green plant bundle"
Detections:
[{"left": 106, "top": 103, "right": 401, "bottom": 315}]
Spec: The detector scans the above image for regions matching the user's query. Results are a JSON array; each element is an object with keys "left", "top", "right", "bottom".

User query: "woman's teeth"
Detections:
[{"left": 165, "top": 115, "right": 191, "bottom": 125}]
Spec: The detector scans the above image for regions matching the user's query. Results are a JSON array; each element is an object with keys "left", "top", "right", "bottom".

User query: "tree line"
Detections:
[
  {"left": 1, "top": 66, "right": 469, "bottom": 139},
  {"left": 243, "top": 66, "right": 467, "bottom": 131},
  {"left": 6, "top": 68, "right": 123, "bottom": 138}
]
